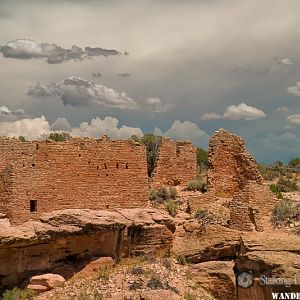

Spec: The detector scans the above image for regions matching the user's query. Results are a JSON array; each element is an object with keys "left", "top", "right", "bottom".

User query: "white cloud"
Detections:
[
  {"left": 145, "top": 97, "right": 172, "bottom": 113},
  {"left": 71, "top": 117, "right": 143, "bottom": 139},
  {"left": 154, "top": 120, "right": 209, "bottom": 147},
  {"left": 0, "top": 115, "right": 143, "bottom": 140},
  {"left": 28, "top": 76, "right": 139, "bottom": 110},
  {"left": 277, "top": 57, "right": 293, "bottom": 66},
  {"left": 50, "top": 117, "right": 72, "bottom": 132},
  {"left": 201, "top": 103, "right": 266, "bottom": 121},
  {"left": 0, "top": 116, "right": 50, "bottom": 140},
  {"left": 287, "top": 82, "right": 300, "bottom": 96},
  {"left": 287, "top": 114, "right": 300, "bottom": 126},
  {"left": 278, "top": 106, "right": 289, "bottom": 112}
]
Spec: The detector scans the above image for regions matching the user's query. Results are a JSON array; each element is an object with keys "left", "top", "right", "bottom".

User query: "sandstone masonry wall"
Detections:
[
  {"left": 0, "top": 137, "right": 149, "bottom": 224},
  {"left": 151, "top": 139, "right": 196, "bottom": 188},
  {"left": 207, "top": 129, "right": 263, "bottom": 197},
  {"left": 229, "top": 181, "right": 277, "bottom": 231}
]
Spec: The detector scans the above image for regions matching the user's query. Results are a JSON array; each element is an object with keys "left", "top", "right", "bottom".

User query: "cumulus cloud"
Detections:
[
  {"left": 0, "top": 116, "right": 50, "bottom": 140},
  {"left": 50, "top": 117, "right": 72, "bottom": 132},
  {"left": 118, "top": 73, "right": 130, "bottom": 78},
  {"left": 287, "top": 82, "right": 300, "bottom": 96},
  {"left": 145, "top": 97, "right": 172, "bottom": 113},
  {"left": 0, "top": 115, "right": 143, "bottom": 140},
  {"left": 71, "top": 116, "right": 143, "bottom": 139},
  {"left": 201, "top": 103, "right": 266, "bottom": 121},
  {"left": 278, "top": 106, "right": 289, "bottom": 112},
  {"left": 287, "top": 114, "right": 300, "bottom": 126},
  {"left": 154, "top": 120, "right": 209, "bottom": 147},
  {"left": 0, "top": 106, "right": 26, "bottom": 121},
  {"left": 0, "top": 39, "right": 123, "bottom": 64},
  {"left": 27, "top": 76, "right": 138, "bottom": 110},
  {"left": 275, "top": 57, "right": 293, "bottom": 66}
]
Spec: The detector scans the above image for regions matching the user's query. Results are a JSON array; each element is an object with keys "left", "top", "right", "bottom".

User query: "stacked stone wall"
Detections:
[
  {"left": 0, "top": 137, "right": 149, "bottom": 224},
  {"left": 151, "top": 139, "right": 196, "bottom": 188},
  {"left": 207, "top": 129, "right": 263, "bottom": 197}
]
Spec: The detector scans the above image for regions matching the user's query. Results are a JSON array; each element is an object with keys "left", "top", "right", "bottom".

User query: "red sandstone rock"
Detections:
[
  {"left": 27, "top": 273, "right": 65, "bottom": 292},
  {"left": 0, "top": 209, "right": 175, "bottom": 290},
  {"left": 190, "top": 260, "right": 236, "bottom": 300},
  {"left": 151, "top": 138, "right": 196, "bottom": 188},
  {"left": 140, "top": 289, "right": 181, "bottom": 300},
  {"left": 0, "top": 137, "right": 149, "bottom": 225},
  {"left": 77, "top": 257, "right": 114, "bottom": 277}
]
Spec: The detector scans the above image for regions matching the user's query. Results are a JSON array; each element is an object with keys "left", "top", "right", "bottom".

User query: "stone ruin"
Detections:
[
  {"left": 0, "top": 136, "right": 196, "bottom": 224},
  {"left": 206, "top": 129, "right": 277, "bottom": 231},
  {"left": 0, "top": 129, "right": 277, "bottom": 230}
]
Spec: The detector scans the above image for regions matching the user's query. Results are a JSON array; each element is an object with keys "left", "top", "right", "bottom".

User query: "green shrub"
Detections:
[
  {"left": 289, "top": 157, "right": 300, "bottom": 168},
  {"left": 18, "top": 136, "right": 26, "bottom": 142},
  {"left": 131, "top": 134, "right": 162, "bottom": 177},
  {"left": 184, "top": 291, "right": 197, "bottom": 300},
  {"left": 277, "top": 178, "right": 298, "bottom": 192},
  {"left": 169, "top": 187, "right": 177, "bottom": 199},
  {"left": 2, "top": 287, "right": 37, "bottom": 300},
  {"left": 48, "top": 132, "right": 71, "bottom": 142},
  {"left": 184, "top": 180, "right": 206, "bottom": 192},
  {"left": 149, "top": 187, "right": 177, "bottom": 203},
  {"left": 176, "top": 255, "right": 188, "bottom": 265},
  {"left": 270, "top": 184, "right": 284, "bottom": 199},
  {"left": 272, "top": 198, "right": 300, "bottom": 225},
  {"left": 149, "top": 189, "right": 159, "bottom": 202},
  {"left": 165, "top": 199, "right": 178, "bottom": 217},
  {"left": 194, "top": 208, "right": 209, "bottom": 220}
]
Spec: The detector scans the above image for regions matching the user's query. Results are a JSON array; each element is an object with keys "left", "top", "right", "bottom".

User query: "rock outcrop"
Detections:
[
  {"left": 0, "top": 208, "right": 174, "bottom": 291},
  {"left": 190, "top": 260, "right": 236, "bottom": 300},
  {"left": 27, "top": 274, "right": 65, "bottom": 293}
]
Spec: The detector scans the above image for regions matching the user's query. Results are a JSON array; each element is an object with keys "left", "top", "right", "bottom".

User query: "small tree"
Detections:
[
  {"left": 48, "top": 132, "right": 71, "bottom": 142},
  {"left": 196, "top": 147, "right": 208, "bottom": 169},
  {"left": 18, "top": 136, "right": 26, "bottom": 142}
]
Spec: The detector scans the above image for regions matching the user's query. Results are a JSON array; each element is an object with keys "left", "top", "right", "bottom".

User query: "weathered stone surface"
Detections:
[
  {"left": 190, "top": 260, "right": 236, "bottom": 300},
  {"left": 151, "top": 139, "right": 196, "bottom": 188},
  {"left": 0, "top": 209, "right": 174, "bottom": 291},
  {"left": 172, "top": 224, "right": 241, "bottom": 263},
  {"left": 140, "top": 289, "right": 181, "bottom": 300},
  {"left": 0, "top": 137, "right": 149, "bottom": 225},
  {"left": 207, "top": 129, "right": 263, "bottom": 196},
  {"left": 236, "top": 232, "right": 300, "bottom": 300},
  {"left": 76, "top": 257, "right": 115, "bottom": 277},
  {"left": 229, "top": 181, "right": 278, "bottom": 232},
  {"left": 27, "top": 273, "right": 65, "bottom": 292}
]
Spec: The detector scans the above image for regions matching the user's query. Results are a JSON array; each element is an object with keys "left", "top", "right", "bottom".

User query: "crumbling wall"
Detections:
[
  {"left": 151, "top": 139, "right": 196, "bottom": 188},
  {"left": 229, "top": 181, "right": 277, "bottom": 231},
  {"left": 207, "top": 129, "right": 263, "bottom": 197},
  {"left": 0, "top": 137, "right": 149, "bottom": 224}
]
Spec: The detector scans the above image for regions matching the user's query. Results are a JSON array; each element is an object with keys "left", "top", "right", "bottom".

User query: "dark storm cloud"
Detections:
[
  {"left": 118, "top": 73, "right": 130, "bottom": 78},
  {"left": 0, "top": 106, "right": 26, "bottom": 121},
  {"left": 0, "top": 39, "right": 124, "bottom": 64}
]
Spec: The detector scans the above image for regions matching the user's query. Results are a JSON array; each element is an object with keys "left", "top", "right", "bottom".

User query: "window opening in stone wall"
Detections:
[
  {"left": 104, "top": 163, "right": 107, "bottom": 169},
  {"left": 32, "top": 163, "right": 35, "bottom": 167},
  {"left": 97, "top": 166, "right": 99, "bottom": 170},
  {"left": 116, "top": 163, "right": 119, "bottom": 169},
  {"left": 36, "top": 144, "right": 39, "bottom": 150},
  {"left": 126, "top": 163, "right": 129, "bottom": 169},
  {"left": 30, "top": 200, "right": 37, "bottom": 212}
]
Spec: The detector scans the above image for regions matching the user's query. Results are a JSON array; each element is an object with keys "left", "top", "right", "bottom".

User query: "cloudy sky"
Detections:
[{"left": 1, "top": 0, "right": 300, "bottom": 163}]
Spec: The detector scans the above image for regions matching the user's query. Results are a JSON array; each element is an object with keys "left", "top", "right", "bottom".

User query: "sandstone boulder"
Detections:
[
  {"left": 189, "top": 260, "right": 236, "bottom": 300},
  {"left": 76, "top": 257, "right": 114, "bottom": 277},
  {"left": 27, "top": 273, "right": 65, "bottom": 292}
]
